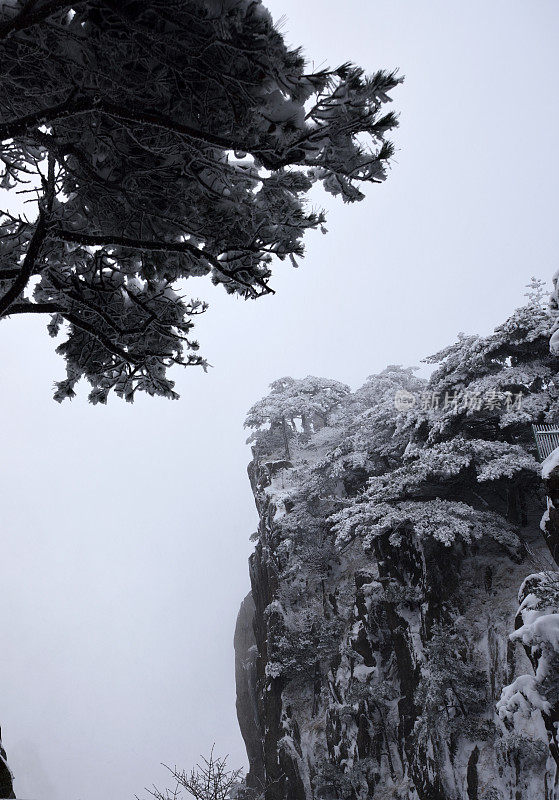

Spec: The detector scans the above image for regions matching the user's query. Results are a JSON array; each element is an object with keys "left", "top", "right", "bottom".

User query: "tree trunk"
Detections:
[{"left": 281, "top": 417, "right": 291, "bottom": 461}]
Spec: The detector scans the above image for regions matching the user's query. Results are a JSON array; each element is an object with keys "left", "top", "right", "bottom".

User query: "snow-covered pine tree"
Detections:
[
  {"left": 0, "top": 0, "right": 401, "bottom": 402},
  {"left": 315, "top": 366, "right": 426, "bottom": 491},
  {"left": 245, "top": 376, "right": 351, "bottom": 460},
  {"left": 333, "top": 283, "right": 559, "bottom": 551}
]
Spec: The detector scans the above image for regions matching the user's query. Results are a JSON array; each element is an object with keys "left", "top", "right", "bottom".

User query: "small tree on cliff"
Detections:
[
  {"left": 415, "top": 624, "right": 487, "bottom": 740},
  {"left": 245, "top": 376, "right": 350, "bottom": 459},
  {"left": 317, "top": 365, "right": 426, "bottom": 490},
  {"left": 0, "top": 0, "right": 400, "bottom": 402}
]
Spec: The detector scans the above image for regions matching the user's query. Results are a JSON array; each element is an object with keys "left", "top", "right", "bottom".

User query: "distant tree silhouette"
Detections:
[{"left": 143, "top": 748, "right": 246, "bottom": 800}]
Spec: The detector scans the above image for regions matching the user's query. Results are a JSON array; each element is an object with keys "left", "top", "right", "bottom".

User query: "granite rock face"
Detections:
[
  {"left": 235, "top": 592, "right": 265, "bottom": 792},
  {"left": 235, "top": 447, "right": 558, "bottom": 800}
]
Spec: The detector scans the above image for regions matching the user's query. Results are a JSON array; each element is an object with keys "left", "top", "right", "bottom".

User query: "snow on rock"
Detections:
[
  {"left": 240, "top": 430, "right": 557, "bottom": 798},
  {"left": 513, "top": 612, "right": 559, "bottom": 656},
  {"left": 542, "top": 446, "right": 559, "bottom": 480},
  {"left": 498, "top": 673, "right": 552, "bottom": 719},
  {"left": 499, "top": 571, "right": 559, "bottom": 771},
  {"left": 237, "top": 422, "right": 556, "bottom": 798}
]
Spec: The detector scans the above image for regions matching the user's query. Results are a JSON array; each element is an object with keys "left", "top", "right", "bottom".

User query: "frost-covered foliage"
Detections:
[
  {"left": 265, "top": 597, "right": 343, "bottom": 682},
  {"left": 246, "top": 366, "right": 424, "bottom": 489},
  {"left": 246, "top": 376, "right": 350, "bottom": 458},
  {"left": 238, "top": 288, "right": 559, "bottom": 800},
  {"left": 498, "top": 571, "right": 559, "bottom": 769},
  {"left": 319, "top": 366, "right": 426, "bottom": 480},
  {"left": 423, "top": 280, "right": 557, "bottom": 439},
  {"left": 335, "top": 498, "right": 521, "bottom": 551},
  {"left": 247, "top": 290, "right": 558, "bottom": 560},
  {"left": 0, "top": 0, "right": 400, "bottom": 402},
  {"left": 332, "top": 289, "right": 558, "bottom": 552},
  {"left": 414, "top": 623, "right": 488, "bottom": 743}
]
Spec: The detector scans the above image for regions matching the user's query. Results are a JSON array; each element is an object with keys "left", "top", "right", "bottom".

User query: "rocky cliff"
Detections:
[
  {"left": 236, "top": 448, "right": 555, "bottom": 800},
  {"left": 234, "top": 300, "right": 559, "bottom": 800},
  {"left": 0, "top": 731, "right": 14, "bottom": 799}
]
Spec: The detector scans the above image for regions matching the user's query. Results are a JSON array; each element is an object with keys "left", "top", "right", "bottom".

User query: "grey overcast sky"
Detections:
[{"left": 0, "top": 2, "right": 558, "bottom": 799}]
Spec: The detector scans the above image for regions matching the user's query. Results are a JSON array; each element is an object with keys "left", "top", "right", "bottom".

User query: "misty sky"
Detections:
[{"left": 0, "top": 2, "right": 558, "bottom": 799}]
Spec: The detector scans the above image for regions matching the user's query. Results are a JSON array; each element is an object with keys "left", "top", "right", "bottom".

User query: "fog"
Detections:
[{"left": 0, "top": 2, "right": 557, "bottom": 798}]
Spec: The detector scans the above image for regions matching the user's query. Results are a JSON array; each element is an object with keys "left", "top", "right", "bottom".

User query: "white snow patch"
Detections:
[{"left": 542, "top": 446, "right": 559, "bottom": 479}]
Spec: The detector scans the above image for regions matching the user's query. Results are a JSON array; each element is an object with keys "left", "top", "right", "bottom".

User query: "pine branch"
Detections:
[
  {"left": 48, "top": 228, "right": 273, "bottom": 296},
  {"left": 0, "top": 212, "right": 47, "bottom": 316}
]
